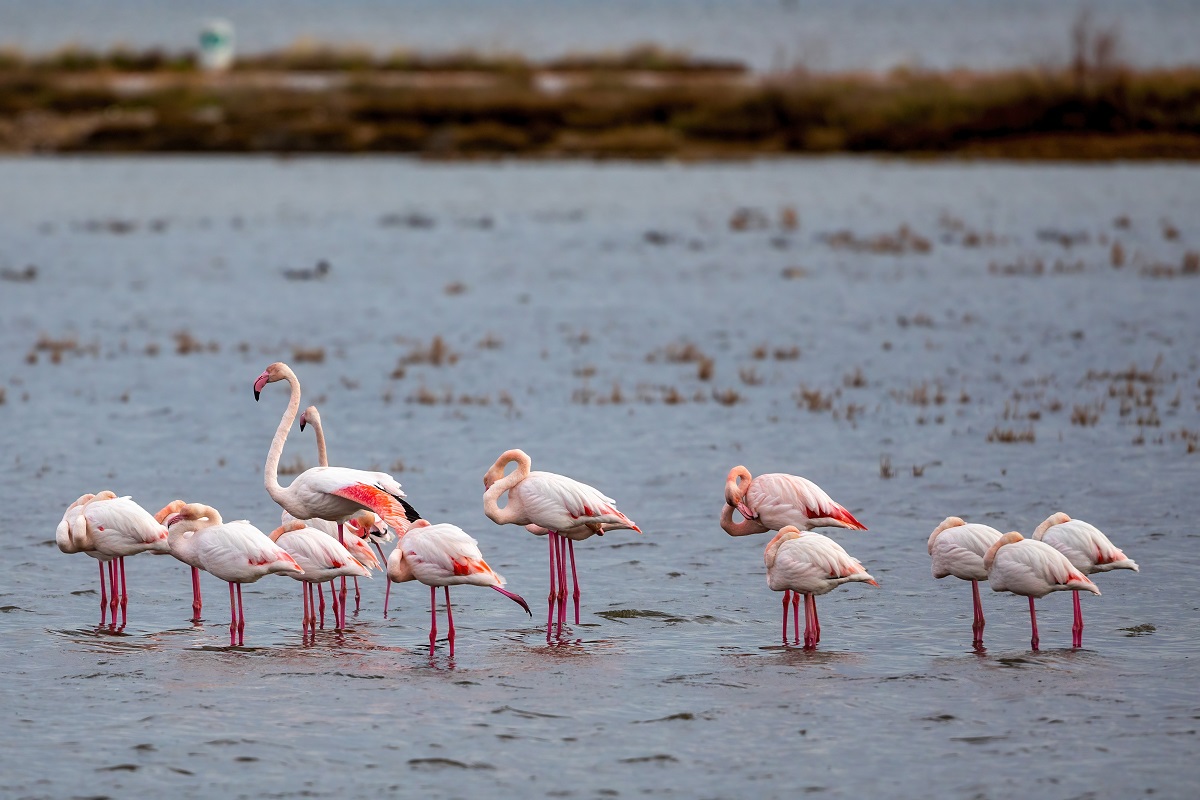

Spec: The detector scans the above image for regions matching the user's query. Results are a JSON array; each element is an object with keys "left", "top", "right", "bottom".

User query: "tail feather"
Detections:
[{"left": 824, "top": 503, "right": 868, "bottom": 530}]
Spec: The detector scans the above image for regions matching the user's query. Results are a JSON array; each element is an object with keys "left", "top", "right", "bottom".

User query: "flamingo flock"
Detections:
[{"left": 54, "top": 361, "right": 1139, "bottom": 654}]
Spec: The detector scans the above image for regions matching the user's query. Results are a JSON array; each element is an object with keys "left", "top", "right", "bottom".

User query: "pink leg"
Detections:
[
  {"left": 556, "top": 534, "right": 569, "bottom": 636},
  {"left": 241, "top": 593, "right": 248, "bottom": 645},
  {"left": 811, "top": 595, "right": 820, "bottom": 643},
  {"left": 791, "top": 591, "right": 801, "bottom": 644},
  {"left": 228, "top": 582, "right": 237, "bottom": 646},
  {"left": 1028, "top": 596, "right": 1039, "bottom": 651},
  {"left": 331, "top": 579, "right": 342, "bottom": 630},
  {"left": 429, "top": 586, "right": 438, "bottom": 654},
  {"left": 781, "top": 590, "right": 790, "bottom": 644},
  {"left": 445, "top": 587, "right": 456, "bottom": 658},
  {"left": 191, "top": 566, "right": 202, "bottom": 622},
  {"left": 568, "top": 539, "right": 581, "bottom": 625},
  {"left": 546, "top": 533, "right": 558, "bottom": 637},
  {"left": 971, "top": 580, "right": 985, "bottom": 645},
  {"left": 337, "top": 523, "right": 348, "bottom": 627},
  {"left": 803, "top": 593, "right": 814, "bottom": 648},
  {"left": 107, "top": 561, "right": 119, "bottom": 625},
  {"left": 98, "top": 560, "right": 108, "bottom": 626},
  {"left": 118, "top": 558, "right": 128, "bottom": 629},
  {"left": 1072, "top": 590, "right": 1083, "bottom": 648},
  {"left": 354, "top": 577, "right": 361, "bottom": 613},
  {"left": 383, "top": 576, "right": 392, "bottom": 619},
  {"left": 318, "top": 581, "right": 326, "bottom": 628},
  {"left": 372, "top": 540, "right": 387, "bottom": 573}
]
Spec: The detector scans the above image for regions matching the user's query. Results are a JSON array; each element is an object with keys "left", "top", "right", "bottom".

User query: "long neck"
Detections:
[
  {"left": 720, "top": 504, "right": 769, "bottom": 536},
  {"left": 264, "top": 368, "right": 301, "bottom": 505},
  {"left": 483, "top": 450, "right": 531, "bottom": 525},
  {"left": 312, "top": 416, "right": 329, "bottom": 467}
]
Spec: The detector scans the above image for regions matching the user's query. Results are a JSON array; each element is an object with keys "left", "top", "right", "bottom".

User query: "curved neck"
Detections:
[
  {"left": 311, "top": 415, "right": 329, "bottom": 467},
  {"left": 725, "top": 466, "right": 752, "bottom": 505},
  {"left": 264, "top": 367, "right": 301, "bottom": 505},
  {"left": 720, "top": 504, "right": 769, "bottom": 536},
  {"left": 483, "top": 450, "right": 531, "bottom": 525}
]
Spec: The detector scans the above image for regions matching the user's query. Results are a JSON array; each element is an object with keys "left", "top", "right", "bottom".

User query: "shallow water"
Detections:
[
  {"left": 1, "top": 157, "right": 1199, "bottom": 798},
  {"left": 2, "top": 0, "right": 1200, "bottom": 72}
]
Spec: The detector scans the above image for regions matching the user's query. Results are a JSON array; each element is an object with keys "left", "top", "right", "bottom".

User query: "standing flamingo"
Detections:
[
  {"left": 721, "top": 467, "right": 868, "bottom": 643},
  {"left": 386, "top": 519, "right": 531, "bottom": 656},
  {"left": 927, "top": 516, "right": 1004, "bottom": 647},
  {"left": 57, "top": 491, "right": 116, "bottom": 626},
  {"left": 1033, "top": 512, "right": 1138, "bottom": 647},
  {"left": 764, "top": 526, "right": 877, "bottom": 648},
  {"left": 56, "top": 492, "right": 169, "bottom": 629},
  {"left": 268, "top": 521, "right": 371, "bottom": 636},
  {"left": 152, "top": 499, "right": 206, "bottom": 621},
  {"left": 482, "top": 449, "right": 639, "bottom": 637},
  {"left": 254, "top": 362, "right": 421, "bottom": 629},
  {"left": 164, "top": 503, "right": 304, "bottom": 646},
  {"left": 983, "top": 532, "right": 1100, "bottom": 651}
]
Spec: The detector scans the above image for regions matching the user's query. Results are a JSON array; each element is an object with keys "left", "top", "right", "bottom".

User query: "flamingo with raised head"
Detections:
[
  {"left": 983, "top": 531, "right": 1100, "bottom": 650},
  {"left": 386, "top": 519, "right": 531, "bottom": 657},
  {"left": 254, "top": 362, "right": 421, "bottom": 628},
  {"left": 56, "top": 492, "right": 169, "bottom": 629},
  {"left": 927, "top": 516, "right": 1004, "bottom": 647},
  {"left": 164, "top": 503, "right": 304, "bottom": 646},
  {"left": 1033, "top": 512, "right": 1137, "bottom": 647},
  {"left": 721, "top": 466, "right": 868, "bottom": 644},
  {"left": 482, "top": 448, "right": 639, "bottom": 637},
  {"left": 764, "top": 526, "right": 878, "bottom": 648},
  {"left": 268, "top": 520, "right": 371, "bottom": 635}
]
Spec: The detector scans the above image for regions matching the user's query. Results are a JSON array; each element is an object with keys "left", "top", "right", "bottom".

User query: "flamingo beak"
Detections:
[
  {"left": 492, "top": 586, "right": 533, "bottom": 617},
  {"left": 737, "top": 502, "right": 756, "bottom": 520},
  {"left": 299, "top": 416, "right": 307, "bottom": 431},
  {"left": 253, "top": 370, "right": 270, "bottom": 400},
  {"left": 164, "top": 513, "right": 184, "bottom": 528}
]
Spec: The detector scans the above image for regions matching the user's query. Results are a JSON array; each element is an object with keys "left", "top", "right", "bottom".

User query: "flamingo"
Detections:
[
  {"left": 56, "top": 492, "right": 169, "bottom": 629},
  {"left": 927, "top": 516, "right": 1004, "bottom": 647},
  {"left": 1033, "top": 512, "right": 1138, "bottom": 647},
  {"left": 152, "top": 499, "right": 206, "bottom": 621},
  {"left": 163, "top": 503, "right": 304, "bottom": 646},
  {"left": 764, "top": 526, "right": 877, "bottom": 648},
  {"left": 482, "top": 448, "right": 639, "bottom": 637},
  {"left": 268, "top": 520, "right": 371, "bottom": 636},
  {"left": 386, "top": 519, "right": 531, "bottom": 656},
  {"left": 721, "top": 466, "right": 867, "bottom": 642},
  {"left": 254, "top": 362, "right": 421, "bottom": 629},
  {"left": 983, "top": 531, "right": 1100, "bottom": 651}
]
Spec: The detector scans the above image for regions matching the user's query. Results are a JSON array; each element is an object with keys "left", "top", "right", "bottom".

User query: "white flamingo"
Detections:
[{"left": 928, "top": 516, "right": 1004, "bottom": 646}]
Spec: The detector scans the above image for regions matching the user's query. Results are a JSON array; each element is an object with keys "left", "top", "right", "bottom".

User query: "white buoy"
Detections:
[{"left": 199, "top": 19, "right": 235, "bottom": 71}]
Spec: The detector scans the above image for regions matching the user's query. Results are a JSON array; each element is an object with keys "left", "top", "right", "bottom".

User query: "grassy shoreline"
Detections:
[{"left": 1, "top": 45, "right": 1198, "bottom": 159}]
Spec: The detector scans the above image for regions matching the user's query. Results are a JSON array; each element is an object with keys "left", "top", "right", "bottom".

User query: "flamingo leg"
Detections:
[
  {"left": 118, "top": 557, "right": 128, "bottom": 629},
  {"left": 107, "top": 561, "right": 119, "bottom": 625},
  {"left": 546, "top": 533, "right": 558, "bottom": 637},
  {"left": 803, "top": 593, "right": 814, "bottom": 649},
  {"left": 782, "top": 590, "right": 790, "bottom": 644},
  {"left": 1072, "top": 589, "right": 1083, "bottom": 648},
  {"left": 791, "top": 591, "right": 801, "bottom": 645},
  {"left": 228, "top": 582, "right": 237, "bottom": 646},
  {"left": 556, "top": 534, "right": 569, "bottom": 637},
  {"left": 98, "top": 560, "right": 108, "bottom": 627},
  {"left": 1028, "top": 596, "right": 1039, "bottom": 651},
  {"left": 331, "top": 579, "right": 342, "bottom": 630},
  {"left": 383, "top": 576, "right": 392, "bottom": 619},
  {"left": 445, "top": 587, "right": 456, "bottom": 659},
  {"left": 971, "top": 580, "right": 985, "bottom": 645},
  {"left": 236, "top": 583, "right": 245, "bottom": 646},
  {"left": 191, "top": 566, "right": 202, "bottom": 622},
  {"left": 811, "top": 594, "right": 821, "bottom": 643},
  {"left": 318, "top": 581, "right": 326, "bottom": 628},
  {"left": 429, "top": 585, "right": 438, "bottom": 654},
  {"left": 354, "top": 577, "right": 361, "bottom": 614},
  {"left": 337, "top": 523, "right": 348, "bottom": 627},
  {"left": 568, "top": 539, "right": 581, "bottom": 625}
]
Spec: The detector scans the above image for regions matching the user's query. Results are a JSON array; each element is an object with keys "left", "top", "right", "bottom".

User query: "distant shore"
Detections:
[{"left": 2, "top": 45, "right": 1198, "bottom": 159}]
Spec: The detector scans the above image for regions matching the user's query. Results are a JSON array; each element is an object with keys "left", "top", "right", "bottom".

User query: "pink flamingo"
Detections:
[
  {"left": 482, "top": 448, "right": 639, "bottom": 637},
  {"left": 163, "top": 503, "right": 304, "bottom": 646},
  {"left": 764, "top": 526, "right": 877, "bottom": 648},
  {"left": 983, "top": 532, "right": 1100, "bottom": 651},
  {"left": 268, "top": 520, "right": 371, "bottom": 636},
  {"left": 721, "top": 466, "right": 867, "bottom": 643},
  {"left": 386, "top": 519, "right": 531, "bottom": 656},
  {"left": 1033, "top": 512, "right": 1138, "bottom": 647},
  {"left": 56, "top": 491, "right": 169, "bottom": 629},
  {"left": 254, "top": 362, "right": 421, "bottom": 629},
  {"left": 927, "top": 516, "right": 1004, "bottom": 646}
]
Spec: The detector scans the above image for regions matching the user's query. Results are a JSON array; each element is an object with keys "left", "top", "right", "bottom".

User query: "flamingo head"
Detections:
[
  {"left": 268, "top": 520, "right": 307, "bottom": 541},
  {"left": 1032, "top": 512, "right": 1072, "bottom": 540},
  {"left": 724, "top": 466, "right": 755, "bottom": 519},
  {"left": 154, "top": 499, "right": 187, "bottom": 524},
  {"left": 164, "top": 502, "right": 217, "bottom": 531},
  {"left": 299, "top": 405, "right": 320, "bottom": 432},
  {"left": 91, "top": 490, "right": 119, "bottom": 503},
  {"left": 345, "top": 511, "right": 378, "bottom": 539},
  {"left": 483, "top": 449, "right": 529, "bottom": 490},
  {"left": 253, "top": 362, "right": 289, "bottom": 401}
]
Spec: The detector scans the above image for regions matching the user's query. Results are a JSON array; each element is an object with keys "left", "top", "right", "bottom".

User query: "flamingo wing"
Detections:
[
  {"left": 85, "top": 498, "right": 169, "bottom": 553},
  {"left": 297, "top": 466, "right": 421, "bottom": 533},
  {"left": 520, "top": 471, "right": 639, "bottom": 532},
  {"left": 931, "top": 524, "right": 1003, "bottom": 580},
  {"left": 752, "top": 474, "right": 866, "bottom": 531},
  {"left": 195, "top": 522, "right": 303, "bottom": 581},
  {"left": 402, "top": 524, "right": 502, "bottom": 586},
  {"left": 1041, "top": 519, "right": 1138, "bottom": 573}
]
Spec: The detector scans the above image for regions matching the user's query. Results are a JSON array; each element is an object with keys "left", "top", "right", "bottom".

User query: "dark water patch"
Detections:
[
  {"left": 635, "top": 712, "right": 696, "bottom": 723},
  {"left": 96, "top": 764, "right": 139, "bottom": 772},
  {"left": 596, "top": 609, "right": 676, "bottom": 621},
  {"left": 235, "top": 756, "right": 259, "bottom": 763},
  {"left": 607, "top": 541, "right": 658, "bottom": 549},
  {"left": 952, "top": 735, "right": 1009, "bottom": 745},
  {"left": 70, "top": 589, "right": 97, "bottom": 596},
  {"left": 620, "top": 754, "right": 678, "bottom": 764},
  {"left": 168, "top": 767, "right": 194, "bottom": 776},
  {"left": 131, "top": 743, "right": 155, "bottom": 752},
  {"left": 0, "top": 605, "right": 31, "bottom": 613},
  {"left": 1121, "top": 623, "right": 1156, "bottom": 636},
  {"left": 491, "top": 705, "right": 565, "bottom": 720},
  {"left": 923, "top": 714, "right": 957, "bottom": 722},
  {"left": 408, "top": 757, "right": 494, "bottom": 770}
]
